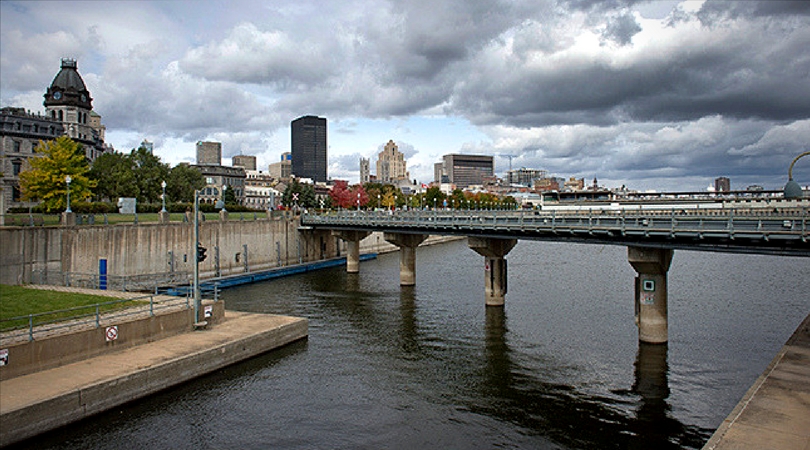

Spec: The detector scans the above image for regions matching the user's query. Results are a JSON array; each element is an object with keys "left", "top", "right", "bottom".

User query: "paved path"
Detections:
[{"left": 703, "top": 312, "right": 810, "bottom": 449}]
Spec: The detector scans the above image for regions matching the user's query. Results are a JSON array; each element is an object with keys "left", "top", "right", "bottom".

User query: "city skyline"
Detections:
[{"left": 1, "top": 1, "right": 809, "bottom": 191}]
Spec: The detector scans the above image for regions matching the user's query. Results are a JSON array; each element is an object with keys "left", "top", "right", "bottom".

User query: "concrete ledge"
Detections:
[
  {"left": 0, "top": 311, "right": 307, "bottom": 447},
  {"left": 702, "top": 312, "right": 810, "bottom": 450},
  {"left": 0, "top": 300, "right": 225, "bottom": 380}
]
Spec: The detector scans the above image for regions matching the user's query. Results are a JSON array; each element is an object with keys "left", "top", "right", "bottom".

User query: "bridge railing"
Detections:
[{"left": 302, "top": 207, "right": 809, "bottom": 245}]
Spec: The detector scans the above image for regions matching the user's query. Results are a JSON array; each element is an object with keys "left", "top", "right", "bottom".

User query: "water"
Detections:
[{"left": 24, "top": 240, "right": 810, "bottom": 449}]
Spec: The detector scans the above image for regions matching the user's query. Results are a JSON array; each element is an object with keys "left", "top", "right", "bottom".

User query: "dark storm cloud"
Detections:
[
  {"left": 601, "top": 12, "right": 642, "bottom": 45},
  {"left": 697, "top": 0, "right": 810, "bottom": 23},
  {"left": 453, "top": 5, "right": 810, "bottom": 129}
]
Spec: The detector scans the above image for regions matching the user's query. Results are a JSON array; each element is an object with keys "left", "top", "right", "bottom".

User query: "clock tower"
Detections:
[{"left": 43, "top": 58, "right": 97, "bottom": 156}]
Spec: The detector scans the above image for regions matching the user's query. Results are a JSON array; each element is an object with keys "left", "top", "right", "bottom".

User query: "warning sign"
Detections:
[
  {"left": 641, "top": 293, "right": 655, "bottom": 305},
  {"left": 204, "top": 305, "right": 213, "bottom": 318},
  {"left": 105, "top": 326, "right": 119, "bottom": 342},
  {"left": 0, "top": 348, "right": 8, "bottom": 366}
]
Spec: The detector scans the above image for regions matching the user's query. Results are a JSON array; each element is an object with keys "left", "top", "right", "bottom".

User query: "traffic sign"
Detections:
[{"left": 105, "top": 326, "right": 119, "bottom": 342}]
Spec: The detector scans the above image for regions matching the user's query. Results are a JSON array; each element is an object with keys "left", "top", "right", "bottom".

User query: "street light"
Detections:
[
  {"left": 222, "top": 185, "right": 228, "bottom": 212},
  {"left": 784, "top": 151, "right": 810, "bottom": 199},
  {"left": 65, "top": 175, "right": 72, "bottom": 213},
  {"left": 160, "top": 180, "right": 167, "bottom": 213}
]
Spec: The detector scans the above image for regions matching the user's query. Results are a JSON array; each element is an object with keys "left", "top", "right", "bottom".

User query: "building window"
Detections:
[
  {"left": 12, "top": 186, "right": 21, "bottom": 202},
  {"left": 12, "top": 160, "right": 22, "bottom": 176},
  {"left": 13, "top": 140, "right": 21, "bottom": 153}
]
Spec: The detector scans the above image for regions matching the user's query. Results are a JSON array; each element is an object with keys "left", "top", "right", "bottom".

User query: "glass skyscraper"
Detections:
[{"left": 291, "top": 115, "right": 327, "bottom": 182}]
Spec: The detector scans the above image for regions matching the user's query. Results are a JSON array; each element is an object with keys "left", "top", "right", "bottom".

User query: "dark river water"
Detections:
[{"left": 25, "top": 239, "right": 810, "bottom": 449}]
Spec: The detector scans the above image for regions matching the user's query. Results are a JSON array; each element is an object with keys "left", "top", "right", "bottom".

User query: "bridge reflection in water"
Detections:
[{"left": 302, "top": 204, "right": 809, "bottom": 344}]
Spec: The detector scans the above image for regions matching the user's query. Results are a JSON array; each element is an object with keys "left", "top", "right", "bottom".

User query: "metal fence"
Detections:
[{"left": 0, "top": 293, "right": 191, "bottom": 343}]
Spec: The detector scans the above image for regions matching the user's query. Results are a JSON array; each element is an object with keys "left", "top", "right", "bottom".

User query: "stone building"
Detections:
[
  {"left": 233, "top": 155, "right": 257, "bottom": 171},
  {"left": 196, "top": 141, "right": 222, "bottom": 166},
  {"left": 376, "top": 140, "right": 409, "bottom": 184},
  {"left": 269, "top": 152, "right": 292, "bottom": 180},
  {"left": 359, "top": 157, "right": 371, "bottom": 184},
  {"left": 1, "top": 58, "right": 110, "bottom": 211}
]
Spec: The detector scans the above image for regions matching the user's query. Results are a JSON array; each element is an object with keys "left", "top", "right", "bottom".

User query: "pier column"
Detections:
[
  {"left": 384, "top": 233, "right": 428, "bottom": 285},
  {"left": 628, "top": 247, "right": 674, "bottom": 344},
  {"left": 332, "top": 230, "right": 371, "bottom": 273},
  {"left": 468, "top": 237, "right": 517, "bottom": 307}
]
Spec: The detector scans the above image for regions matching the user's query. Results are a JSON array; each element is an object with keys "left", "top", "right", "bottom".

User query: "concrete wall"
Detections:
[
  {"left": 0, "top": 300, "right": 224, "bottom": 380},
  {"left": 0, "top": 215, "right": 341, "bottom": 285},
  {"left": 0, "top": 216, "right": 460, "bottom": 286}
]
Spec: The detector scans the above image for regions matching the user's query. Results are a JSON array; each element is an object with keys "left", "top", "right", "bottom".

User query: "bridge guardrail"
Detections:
[{"left": 301, "top": 207, "right": 809, "bottom": 255}]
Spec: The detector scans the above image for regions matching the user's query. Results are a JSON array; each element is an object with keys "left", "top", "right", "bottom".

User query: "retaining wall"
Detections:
[
  {"left": 0, "top": 215, "right": 461, "bottom": 286},
  {"left": 0, "top": 300, "right": 225, "bottom": 380}
]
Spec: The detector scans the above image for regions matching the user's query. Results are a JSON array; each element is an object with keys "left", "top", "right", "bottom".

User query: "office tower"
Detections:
[{"left": 291, "top": 115, "right": 327, "bottom": 182}]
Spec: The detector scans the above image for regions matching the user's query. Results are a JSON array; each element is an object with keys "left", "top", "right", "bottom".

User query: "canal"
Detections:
[{"left": 27, "top": 239, "right": 810, "bottom": 449}]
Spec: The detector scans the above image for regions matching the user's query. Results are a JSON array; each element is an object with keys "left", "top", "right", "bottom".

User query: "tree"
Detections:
[
  {"left": 349, "top": 183, "right": 369, "bottom": 209},
  {"left": 130, "top": 146, "right": 170, "bottom": 203},
  {"left": 166, "top": 163, "right": 205, "bottom": 203},
  {"left": 19, "top": 136, "right": 96, "bottom": 212},
  {"left": 424, "top": 186, "right": 445, "bottom": 209},
  {"left": 89, "top": 151, "right": 138, "bottom": 202},
  {"left": 329, "top": 180, "right": 355, "bottom": 209},
  {"left": 282, "top": 179, "right": 316, "bottom": 208},
  {"left": 222, "top": 185, "right": 237, "bottom": 206}
]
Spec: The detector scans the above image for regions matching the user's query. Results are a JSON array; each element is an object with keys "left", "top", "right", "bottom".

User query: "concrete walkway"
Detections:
[
  {"left": 703, "top": 312, "right": 810, "bottom": 450},
  {"left": 0, "top": 310, "right": 307, "bottom": 447}
]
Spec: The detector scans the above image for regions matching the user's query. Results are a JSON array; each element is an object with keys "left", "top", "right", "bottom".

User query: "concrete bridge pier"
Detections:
[
  {"left": 628, "top": 246, "right": 674, "bottom": 344},
  {"left": 468, "top": 237, "right": 518, "bottom": 306},
  {"left": 384, "top": 233, "right": 428, "bottom": 285},
  {"left": 332, "top": 230, "right": 371, "bottom": 273}
]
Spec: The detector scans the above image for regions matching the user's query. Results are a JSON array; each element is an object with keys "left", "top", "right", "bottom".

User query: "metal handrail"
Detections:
[{"left": 0, "top": 293, "right": 191, "bottom": 343}]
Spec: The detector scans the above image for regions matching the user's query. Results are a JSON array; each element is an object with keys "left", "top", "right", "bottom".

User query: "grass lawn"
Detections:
[{"left": 0, "top": 284, "right": 144, "bottom": 331}]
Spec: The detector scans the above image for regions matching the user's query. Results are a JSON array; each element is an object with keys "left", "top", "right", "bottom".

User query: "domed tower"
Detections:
[{"left": 43, "top": 58, "right": 100, "bottom": 156}]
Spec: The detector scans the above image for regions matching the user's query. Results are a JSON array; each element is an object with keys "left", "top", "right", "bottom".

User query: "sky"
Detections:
[{"left": 1, "top": 0, "right": 809, "bottom": 192}]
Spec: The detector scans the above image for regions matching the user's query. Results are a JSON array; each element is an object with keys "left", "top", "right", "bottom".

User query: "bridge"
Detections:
[{"left": 301, "top": 203, "right": 809, "bottom": 344}]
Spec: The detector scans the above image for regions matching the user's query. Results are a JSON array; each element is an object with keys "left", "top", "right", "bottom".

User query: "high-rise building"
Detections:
[
  {"left": 376, "top": 140, "right": 408, "bottom": 183},
  {"left": 715, "top": 177, "right": 731, "bottom": 193},
  {"left": 440, "top": 154, "right": 494, "bottom": 188},
  {"left": 269, "top": 152, "right": 292, "bottom": 179},
  {"left": 233, "top": 154, "right": 257, "bottom": 171},
  {"left": 506, "top": 168, "right": 548, "bottom": 187},
  {"left": 140, "top": 139, "right": 153, "bottom": 153},
  {"left": 291, "top": 115, "right": 327, "bottom": 182},
  {"left": 359, "top": 158, "right": 370, "bottom": 184},
  {"left": 196, "top": 141, "right": 222, "bottom": 165}
]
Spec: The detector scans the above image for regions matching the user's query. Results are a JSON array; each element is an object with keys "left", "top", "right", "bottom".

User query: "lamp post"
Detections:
[
  {"left": 784, "top": 151, "right": 810, "bottom": 199},
  {"left": 65, "top": 175, "right": 72, "bottom": 213},
  {"left": 222, "top": 185, "right": 228, "bottom": 212},
  {"left": 160, "top": 180, "right": 167, "bottom": 213}
]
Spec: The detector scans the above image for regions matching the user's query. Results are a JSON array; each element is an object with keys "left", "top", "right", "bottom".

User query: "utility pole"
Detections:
[{"left": 193, "top": 190, "right": 201, "bottom": 323}]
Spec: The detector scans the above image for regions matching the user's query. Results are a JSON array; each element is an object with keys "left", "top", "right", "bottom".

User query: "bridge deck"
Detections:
[{"left": 302, "top": 208, "right": 810, "bottom": 257}]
